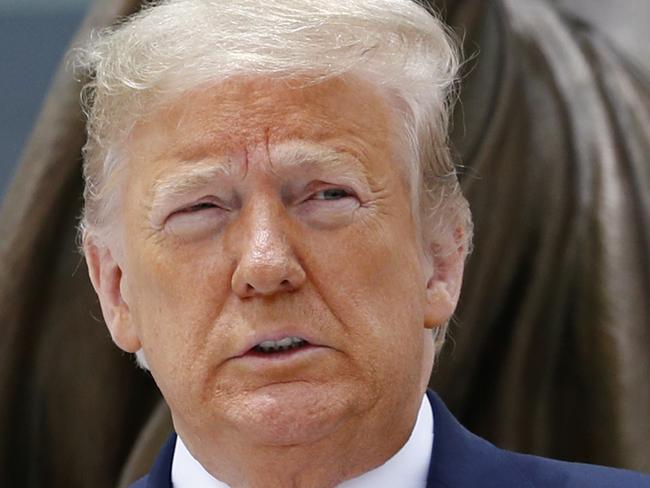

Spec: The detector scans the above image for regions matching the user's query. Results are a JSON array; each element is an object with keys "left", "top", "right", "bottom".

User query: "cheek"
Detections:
[
  {"left": 302, "top": 212, "right": 427, "bottom": 367},
  {"left": 125, "top": 239, "right": 233, "bottom": 370}
]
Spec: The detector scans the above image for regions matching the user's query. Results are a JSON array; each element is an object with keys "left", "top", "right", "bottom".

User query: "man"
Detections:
[{"left": 76, "top": 0, "right": 650, "bottom": 486}]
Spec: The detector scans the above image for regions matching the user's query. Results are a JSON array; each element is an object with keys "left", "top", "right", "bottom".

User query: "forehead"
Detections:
[{"left": 126, "top": 76, "right": 400, "bottom": 167}]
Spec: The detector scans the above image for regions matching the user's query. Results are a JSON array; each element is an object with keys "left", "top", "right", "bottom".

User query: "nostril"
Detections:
[{"left": 280, "top": 279, "right": 298, "bottom": 292}]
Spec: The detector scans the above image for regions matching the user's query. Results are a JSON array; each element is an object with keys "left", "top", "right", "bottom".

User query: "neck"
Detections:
[{"left": 176, "top": 391, "right": 424, "bottom": 488}]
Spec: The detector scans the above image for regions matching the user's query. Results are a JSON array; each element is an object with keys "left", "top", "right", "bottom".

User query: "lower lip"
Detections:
[{"left": 235, "top": 344, "right": 327, "bottom": 363}]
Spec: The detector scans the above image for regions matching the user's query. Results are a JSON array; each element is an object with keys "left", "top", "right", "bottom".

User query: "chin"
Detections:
[{"left": 227, "top": 381, "right": 356, "bottom": 446}]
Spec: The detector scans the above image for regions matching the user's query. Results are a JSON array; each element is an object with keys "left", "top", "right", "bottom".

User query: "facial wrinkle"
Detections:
[
  {"left": 300, "top": 253, "right": 353, "bottom": 340},
  {"left": 243, "top": 144, "right": 250, "bottom": 180},
  {"left": 265, "top": 126, "right": 272, "bottom": 169}
]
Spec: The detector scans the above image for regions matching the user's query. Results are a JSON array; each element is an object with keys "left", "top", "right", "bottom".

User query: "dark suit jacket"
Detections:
[{"left": 131, "top": 391, "right": 650, "bottom": 487}]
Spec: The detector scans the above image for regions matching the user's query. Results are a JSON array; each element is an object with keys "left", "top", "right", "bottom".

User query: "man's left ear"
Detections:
[{"left": 424, "top": 227, "right": 466, "bottom": 329}]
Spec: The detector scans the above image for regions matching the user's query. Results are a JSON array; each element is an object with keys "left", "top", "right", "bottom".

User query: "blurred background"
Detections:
[{"left": 0, "top": 0, "right": 92, "bottom": 198}]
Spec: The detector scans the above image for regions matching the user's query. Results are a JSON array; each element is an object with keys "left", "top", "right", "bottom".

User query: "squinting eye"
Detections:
[
  {"left": 186, "top": 201, "right": 218, "bottom": 212},
  {"left": 312, "top": 188, "right": 352, "bottom": 200},
  {"left": 166, "top": 198, "right": 227, "bottom": 222},
  {"left": 165, "top": 199, "right": 229, "bottom": 238}
]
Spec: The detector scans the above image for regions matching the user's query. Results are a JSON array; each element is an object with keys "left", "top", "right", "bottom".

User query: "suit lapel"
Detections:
[
  {"left": 146, "top": 433, "right": 176, "bottom": 488},
  {"left": 426, "top": 390, "right": 529, "bottom": 488}
]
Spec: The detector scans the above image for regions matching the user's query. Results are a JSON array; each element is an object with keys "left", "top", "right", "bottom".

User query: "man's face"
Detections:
[{"left": 89, "top": 76, "right": 459, "bottom": 448}]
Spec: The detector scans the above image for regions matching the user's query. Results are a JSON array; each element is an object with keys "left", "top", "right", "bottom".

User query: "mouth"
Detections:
[
  {"left": 229, "top": 334, "right": 331, "bottom": 369},
  {"left": 251, "top": 336, "right": 310, "bottom": 354},
  {"left": 230, "top": 333, "right": 330, "bottom": 363}
]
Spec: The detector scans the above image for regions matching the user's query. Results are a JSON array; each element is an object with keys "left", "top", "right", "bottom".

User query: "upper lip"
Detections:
[{"left": 231, "top": 331, "right": 326, "bottom": 358}]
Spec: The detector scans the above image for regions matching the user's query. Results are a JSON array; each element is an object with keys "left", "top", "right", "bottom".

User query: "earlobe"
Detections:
[
  {"left": 424, "top": 281, "right": 457, "bottom": 329},
  {"left": 84, "top": 238, "right": 141, "bottom": 353}
]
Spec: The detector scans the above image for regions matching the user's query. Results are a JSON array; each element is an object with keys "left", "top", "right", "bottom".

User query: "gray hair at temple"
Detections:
[{"left": 74, "top": 0, "right": 473, "bottom": 354}]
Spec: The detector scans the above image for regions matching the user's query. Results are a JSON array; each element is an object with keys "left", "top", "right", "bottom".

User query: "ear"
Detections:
[
  {"left": 84, "top": 237, "right": 141, "bottom": 353},
  {"left": 423, "top": 227, "right": 466, "bottom": 329}
]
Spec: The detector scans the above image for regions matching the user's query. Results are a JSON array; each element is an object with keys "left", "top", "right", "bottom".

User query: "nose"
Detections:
[{"left": 231, "top": 203, "right": 306, "bottom": 298}]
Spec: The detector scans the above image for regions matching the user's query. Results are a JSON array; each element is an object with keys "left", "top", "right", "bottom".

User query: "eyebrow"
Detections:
[
  {"left": 150, "top": 159, "right": 236, "bottom": 213},
  {"left": 149, "top": 140, "right": 370, "bottom": 212},
  {"left": 268, "top": 140, "right": 370, "bottom": 182}
]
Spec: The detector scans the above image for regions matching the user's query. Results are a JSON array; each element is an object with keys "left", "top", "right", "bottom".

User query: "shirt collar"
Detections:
[{"left": 171, "top": 394, "right": 434, "bottom": 488}]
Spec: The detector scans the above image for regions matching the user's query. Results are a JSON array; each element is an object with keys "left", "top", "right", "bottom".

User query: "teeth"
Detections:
[{"left": 254, "top": 336, "right": 307, "bottom": 353}]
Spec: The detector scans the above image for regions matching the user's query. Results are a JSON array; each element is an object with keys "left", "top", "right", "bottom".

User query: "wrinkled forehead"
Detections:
[{"left": 124, "top": 75, "right": 408, "bottom": 171}]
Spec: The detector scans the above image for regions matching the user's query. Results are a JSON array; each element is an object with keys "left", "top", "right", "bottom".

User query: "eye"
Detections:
[
  {"left": 171, "top": 197, "right": 229, "bottom": 217},
  {"left": 164, "top": 198, "right": 231, "bottom": 238},
  {"left": 296, "top": 184, "right": 360, "bottom": 229},
  {"left": 311, "top": 188, "right": 354, "bottom": 200},
  {"left": 184, "top": 201, "right": 219, "bottom": 212}
]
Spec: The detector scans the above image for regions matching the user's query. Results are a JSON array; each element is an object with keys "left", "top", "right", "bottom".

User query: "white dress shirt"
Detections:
[{"left": 171, "top": 395, "right": 434, "bottom": 487}]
